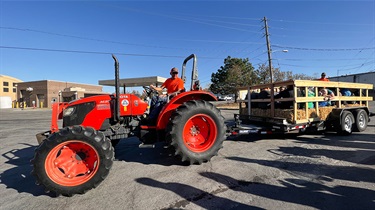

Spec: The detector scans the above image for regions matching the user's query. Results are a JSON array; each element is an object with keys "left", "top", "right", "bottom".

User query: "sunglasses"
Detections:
[{"left": 172, "top": 72, "right": 178, "bottom": 74}]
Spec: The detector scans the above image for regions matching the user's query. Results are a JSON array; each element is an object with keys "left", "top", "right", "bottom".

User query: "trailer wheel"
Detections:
[
  {"left": 168, "top": 100, "right": 226, "bottom": 165},
  {"left": 31, "top": 126, "right": 114, "bottom": 196},
  {"left": 353, "top": 109, "right": 368, "bottom": 132},
  {"left": 337, "top": 111, "right": 355, "bottom": 135}
]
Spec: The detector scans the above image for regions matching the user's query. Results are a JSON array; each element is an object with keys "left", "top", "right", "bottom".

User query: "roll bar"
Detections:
[{"left": 181, "top": 54, "right": 198, "bottom": 91}]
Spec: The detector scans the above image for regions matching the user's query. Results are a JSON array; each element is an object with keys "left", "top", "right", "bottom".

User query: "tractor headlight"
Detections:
[{"left": 63, "top": 107, "right": 75, "bottom": 116}]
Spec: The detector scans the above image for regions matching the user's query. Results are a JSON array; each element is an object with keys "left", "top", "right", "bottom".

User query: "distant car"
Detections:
[{"left": 223, "top": 96, "right": 233, "bottom": 101}]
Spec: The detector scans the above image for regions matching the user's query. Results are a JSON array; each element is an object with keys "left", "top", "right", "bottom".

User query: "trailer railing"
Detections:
[{"left": 237, "top": 80, "right": 373, "bottom": 124}]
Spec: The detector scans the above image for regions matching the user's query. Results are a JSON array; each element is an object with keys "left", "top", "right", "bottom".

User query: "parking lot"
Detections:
[{"left": 0, "top": 106, "right": 374, "bottom": 209}]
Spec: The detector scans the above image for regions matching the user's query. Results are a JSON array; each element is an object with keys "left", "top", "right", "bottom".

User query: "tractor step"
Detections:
[{"left": 139, "top": 143, "right": 155, "bottom": 148}]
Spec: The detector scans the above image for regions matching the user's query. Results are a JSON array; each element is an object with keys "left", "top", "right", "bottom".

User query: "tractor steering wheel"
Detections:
[{"left": 143, "top": 86, "right": 158, "bottom": 97}]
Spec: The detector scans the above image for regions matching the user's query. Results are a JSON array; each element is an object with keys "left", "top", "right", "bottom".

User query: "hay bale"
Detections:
[
  {"left": 318, "top": 106, "right": 335, "bottom": 120},
  {"left": 275, "top": 109, "right": 294, "bottom": 122},
  {"left": 243, "top": 104, "right": 358, "bottom": 123},
  {"left": 344, "top": 103, "right": 364, "bottom": 107}
]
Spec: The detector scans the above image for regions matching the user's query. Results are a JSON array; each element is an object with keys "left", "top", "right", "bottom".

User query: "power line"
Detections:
[
  {"left": 100, "top": 4, "right": 263, "bottom": 34},
  {"left": 275, "top": 58, "right": 374, "bottom": 61},
  {"left": 0, "top": 27, "right": 264, "bottom": 53},
  {"left": 0, "top": 46, "right": 223, "bottom": 59},
  {"left": 270, "top": 18, "right": 375, "bottom": 26},
  {"left": 273, "top": 44, "right": 375, "bottom": 51}
]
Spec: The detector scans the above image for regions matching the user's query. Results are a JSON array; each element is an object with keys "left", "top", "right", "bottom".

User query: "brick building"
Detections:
[{"left": 17, "top": 80, "right": 103, "bottom": 108}]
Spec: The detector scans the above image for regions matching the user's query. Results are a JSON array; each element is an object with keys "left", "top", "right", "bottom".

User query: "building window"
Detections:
[
  {"left": 13, "top": 88, "right": 16, "bottom": 93},
  {"left": 13, "top": 83, "right": 17, "bottom": 87},
  {"left": 3, "top": 82, "right": 9, "bottom": 86},
  {"left": 3, "top": 87, "right": 9, "bottom": 92}
]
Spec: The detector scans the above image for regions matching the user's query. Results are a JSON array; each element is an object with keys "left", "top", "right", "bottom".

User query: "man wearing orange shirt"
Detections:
[
  {"left": 148, "top": 67, "right": 185, "bottom": 122},
  {"left": 318, "top": 72, "right": 330, "bottom": 81},
  {"left": 150, "top": 67, "right": 184, "bottom": 97}
]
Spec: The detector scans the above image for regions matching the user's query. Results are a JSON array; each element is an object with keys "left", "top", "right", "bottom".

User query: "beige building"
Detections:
[
  {"left": 17, "top": 80, "right": 103, "bottom": 108},
  {"left": 0, "top": 75, "right": 23, "bottom": 101}
]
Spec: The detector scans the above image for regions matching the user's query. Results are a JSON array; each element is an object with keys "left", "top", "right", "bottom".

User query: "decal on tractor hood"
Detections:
[
  {"left": 121, "top": 99, "right": 129, "bottom": 112},
  {"left": 96, "top": 104, "right": 110, "bottom": 110},
  {"left": 121, "top": 99, "right": 129, "bottom": 107}
]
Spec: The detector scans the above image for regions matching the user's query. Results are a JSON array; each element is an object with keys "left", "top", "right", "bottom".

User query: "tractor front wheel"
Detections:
[
  {"left": 31, "top": 126, "right": 114, "bottom": 196},
  {"left": 168, "top": 100, "right": 226, "bottom": 164}
]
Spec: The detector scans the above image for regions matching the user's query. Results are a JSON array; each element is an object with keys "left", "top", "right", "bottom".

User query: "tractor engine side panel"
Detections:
[
  {"left": 63, "top": 95, "right": 113, "bottom": 130},
  {"left": 80, "top": 100, "right": 113, "bottom": 130},
  {"left": 118, "top": 94, "right": 148, "bottom": 116}
]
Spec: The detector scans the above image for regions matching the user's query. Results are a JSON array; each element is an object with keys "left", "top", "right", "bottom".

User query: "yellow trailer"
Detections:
[{"left": 231, "top": 80, "right": 373, "bottom": 136}]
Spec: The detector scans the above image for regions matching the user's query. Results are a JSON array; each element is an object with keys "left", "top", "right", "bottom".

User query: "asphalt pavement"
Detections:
[{"left": 0, "top": 105, "right": 374, "bottom": 210}]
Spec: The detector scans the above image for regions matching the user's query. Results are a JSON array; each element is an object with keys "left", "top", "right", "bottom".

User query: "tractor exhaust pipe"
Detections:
[{"left": 112, "top": 54, "right": 120, "bottom": 122}]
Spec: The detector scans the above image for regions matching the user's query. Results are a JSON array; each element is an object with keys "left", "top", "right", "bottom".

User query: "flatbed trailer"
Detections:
[{"left": 230, "top": 79, "right": 373, "bottom": 136}]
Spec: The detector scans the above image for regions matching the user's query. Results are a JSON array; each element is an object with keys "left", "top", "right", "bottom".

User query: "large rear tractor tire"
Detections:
[
  {"left": 353, "top": 109, "right": 368, "bottom": 132},
  {"left": 168, "top": 100, "right": 226, "bottom": 165},
  {"left": 31, "top": 126, "right": 114, "bottom": 196}
]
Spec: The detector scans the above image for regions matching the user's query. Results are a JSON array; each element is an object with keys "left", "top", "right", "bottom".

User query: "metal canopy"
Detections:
[{"left": 98, "top": 76, "right": 167, "bottom": 87}]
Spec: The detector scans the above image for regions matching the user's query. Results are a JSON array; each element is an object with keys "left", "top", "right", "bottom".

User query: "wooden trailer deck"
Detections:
[{"left": 237, "top": 80, "right": 373, "bottom": 124}]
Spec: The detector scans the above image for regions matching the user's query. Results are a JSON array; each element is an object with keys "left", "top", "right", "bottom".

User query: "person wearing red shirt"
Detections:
[
  {"left": 318, "top": 72, "right": 330, "bottom": 81},
  {"left": 148, "top": 67, "right": 185, "bottom": 123}
]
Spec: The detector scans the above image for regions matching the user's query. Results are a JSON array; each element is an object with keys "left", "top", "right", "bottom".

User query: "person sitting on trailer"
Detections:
[
  {"left": 245, "top": 90, "right": 259, "bottom": 108},
  {"left": 318, "top": 88, "right": 335, "bottom": 107},
  {"left": 257, "top": 87, "right": 271, "bottom": 109},
  {"left": 339, "top": 88, "right": 353, "bottom": 105},
  {"left": 275, "top": 85, "right": 294, "bottom": 109},
  {"left": 148, "top": 67, "right": 185, "bottom": 123},
  {"left": 307, "top": 87, "right": 315, "bottom": 108},
  {"left": 340, "top": 88, "right": 352, "bottom": 96}
]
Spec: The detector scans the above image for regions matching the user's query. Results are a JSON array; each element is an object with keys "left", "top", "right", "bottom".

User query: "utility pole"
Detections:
[
  {"left": 263, "top": 17, "right": 275, "bottom": 117},
  {"left": 263, "top": 17, "right": 273, "bottom": 83}
]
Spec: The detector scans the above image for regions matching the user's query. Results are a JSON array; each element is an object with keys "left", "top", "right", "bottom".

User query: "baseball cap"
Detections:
[{"left": 170, "top": 67, "right": 178, "bottom": 73}]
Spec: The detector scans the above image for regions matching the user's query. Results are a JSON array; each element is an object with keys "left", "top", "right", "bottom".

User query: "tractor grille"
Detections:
[{"left": 63, "top": 102, "right": 95, "bottom": 127}]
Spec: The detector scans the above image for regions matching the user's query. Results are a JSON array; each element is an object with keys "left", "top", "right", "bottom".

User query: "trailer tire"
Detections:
[
  {"left": 337, "top": 111, "right": 355, "bottom": 135},
  {"left": 353, "top": 109, "right": 368, "bottom": 132},
  {"left": 31, "top": 126, "right": 114, "bottom": 196},
  {"left": 168, "top": 100, "right": 226, "bottom": 165}
]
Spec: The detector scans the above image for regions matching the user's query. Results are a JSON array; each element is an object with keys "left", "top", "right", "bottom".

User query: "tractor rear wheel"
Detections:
[
  {"left": 168, "top": 100, "right": 226, "bottom": 164},
  {"left": 31, "top": 126, "right": 114, "bottom": 196}
]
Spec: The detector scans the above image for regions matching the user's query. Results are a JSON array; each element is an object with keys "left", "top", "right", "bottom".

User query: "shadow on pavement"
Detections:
[
  {"left": 113, "top": 137, "right": 189, "bottom": 166},
  {"left": 199, "top": 171, "right": 375, "bottom": 210},
  {"left": 226, "top": 156, "right": 375, "bottom": 183},
  {"left": 135, "top": 177, "right": 262, "bottom": 209},
  {"left": 0, "top": 143, "right": 47, "bottom": 196}
]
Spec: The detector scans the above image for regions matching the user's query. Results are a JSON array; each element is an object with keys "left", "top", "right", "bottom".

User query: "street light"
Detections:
[{"left": 268, "top": 49, "right": 288, "bottom": 83}]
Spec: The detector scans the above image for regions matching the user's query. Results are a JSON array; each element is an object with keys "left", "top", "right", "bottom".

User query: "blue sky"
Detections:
[{"left": 0, "top": 0, "right": 374, "bottom": 93}]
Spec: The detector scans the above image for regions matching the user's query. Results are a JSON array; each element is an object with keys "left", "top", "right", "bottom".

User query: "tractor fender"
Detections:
[{"left": 156, "top": 91, "right": 217, "bottom": 129}]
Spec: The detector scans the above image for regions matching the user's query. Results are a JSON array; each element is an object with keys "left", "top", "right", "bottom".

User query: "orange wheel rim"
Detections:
[
  {"left": 45, "top": 140, "right": 99, "bottom": 186},
  {"left": 183, "top": 114, "right": 217, "bottom": 152}
]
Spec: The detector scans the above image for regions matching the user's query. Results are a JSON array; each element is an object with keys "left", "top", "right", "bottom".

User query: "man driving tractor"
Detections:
[{"left": 148, "top": 67, "right": 185, "bottom": 122}]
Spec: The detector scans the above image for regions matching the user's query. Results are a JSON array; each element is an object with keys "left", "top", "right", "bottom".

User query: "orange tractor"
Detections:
[{"left": 31, "top": 54, "right": 226, "bottom": 196}]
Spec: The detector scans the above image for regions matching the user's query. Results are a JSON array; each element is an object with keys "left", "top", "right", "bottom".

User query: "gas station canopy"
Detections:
[{"left": 99, "top": 76, "right": 167, "bottom": 87}]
